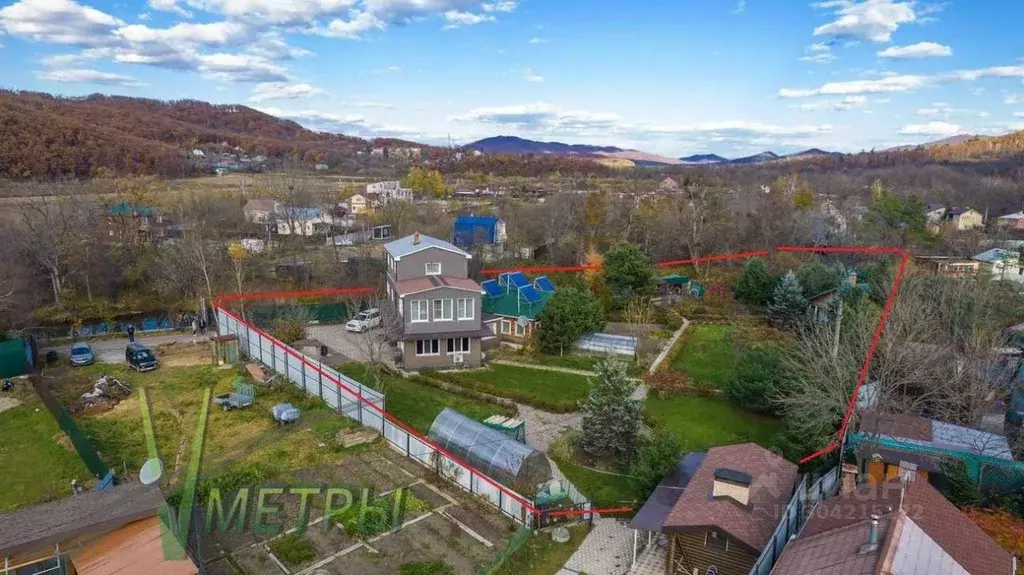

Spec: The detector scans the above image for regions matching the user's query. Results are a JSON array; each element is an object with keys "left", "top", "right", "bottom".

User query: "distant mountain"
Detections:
[
  {"left": 729, "top": 151, "right": 780, "bottom": 165},
  {"left": 885, "top": 134, "right": 979, "bottom": 152},
  {"left": 467, "top": 135, "right": 625, "bottom": 155},
  {"left": 680, "top": 153, "right": 729, "bottom": 164}
]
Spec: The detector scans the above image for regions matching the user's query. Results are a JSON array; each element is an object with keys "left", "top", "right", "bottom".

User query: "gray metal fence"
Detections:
[
  {"left": 749, "top": 466, "right": 839, "bottom": 575},
  {"left": 216, "top": 307, "right": 538, "bottom": 526}
]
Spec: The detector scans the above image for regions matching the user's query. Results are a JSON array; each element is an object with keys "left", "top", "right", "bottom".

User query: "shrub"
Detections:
[
  {"left": 270, "top": 534, "right": 316, "bottom": 566},
  {"left": 940, "top": 459, "right": 982, "bottom": 508},
  {"left": 734, "top": 258, "right": 775, "bottom": 306},
  {"left": 271, "top": 319, "right": 306, "bottom": 345},
  {"left": 629, "top": 430, "right": 683, "bottom": 499},
  {"left": 963, "top": 507, "right": 1024, "bottom": 558},
  {"left": 644, "top": 371, "right": 692, "bottom": 400},
  {"left": 725, "top": 346, "right": 787, "bottom": 415}
]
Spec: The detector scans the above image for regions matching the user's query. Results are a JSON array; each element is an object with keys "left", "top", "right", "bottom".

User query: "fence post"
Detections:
[
  {"left": 301, "top": 362, "right": 307, "bottom": 393},
  {"left": 283, "top": 349, "right": 289, "bottom": 385},
  {"left": 318, "top": 369, "right": 323, "bottom": 399},
  {"left": 258, "top": 332, "right": 263, "bottom": 364}
]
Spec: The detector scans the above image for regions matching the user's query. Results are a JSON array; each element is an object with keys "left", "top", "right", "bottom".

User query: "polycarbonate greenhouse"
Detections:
[
  {"left": 575, "top": 332, "right": 638, "bottom": 357},
  {"left": 428, "top": 408, "right": 552, "bottom": 493}
]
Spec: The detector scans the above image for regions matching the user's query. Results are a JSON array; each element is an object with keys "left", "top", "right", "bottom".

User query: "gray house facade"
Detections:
[{"left": 384, "top": 233, "right": 490, "bottom": 369}]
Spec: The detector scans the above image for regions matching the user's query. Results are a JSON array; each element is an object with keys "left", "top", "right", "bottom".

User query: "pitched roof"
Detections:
[
  {"left": 998, "top": 211, "right": 1024, "bottom": 221},
  {"left": 662, "top": 443, "right": 798, "bottom": 552},
  {"left": 629, "top": 452, "right": 706, "bottom": 532},
  {"left": 395, "top": 275, "right": 483, "bottom": 296},
  {"left": 243, "top": 198, "right": 277, "bottom": 212},
  {"left": 276, "top": 206, "right": 323, "bottom": 220},
  {"left": 859, "top": 412, "right": 1014, "bottom": 460},
  {"left": 773, "top": 479, "right": 1013, "bottom": 575},
  {"left": 0, "top": 483, "right": 166, "bottom": 556},
  {"left": 772, "top": 515, "right": 891, "bottom": 575},
  {"left": 384, "top": 233, "right": 470, "bottom": 260},
  {"left": 974, "top": 247, "right": 1019, "bottom": 265},
  {"left": 108, "top": 201, "right": 156, "bottom": 217}
]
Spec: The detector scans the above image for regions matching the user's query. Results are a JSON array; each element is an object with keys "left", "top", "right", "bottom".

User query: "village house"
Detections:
[
  {"left": 944, "top": 206, "right": 984, "bottom": 231},
  {"left": 0, "top": 483, "right": 199, "bottom": 575},
  {"left": 243, "top": 198, "right": 278, "bottom": 224},
  {"left": 913, "top": 255, "right": 981, "bottom": 278},
  {"left": 772, "top": 470, "right": 1014, "bottom": 574},
  {"left": 275, "top": 207, "right": 333, "bottom": 236},
  {"left": 996, "top": 210, "right": 1024, "bottom": 231},
  {"left": 451, "top": 215, "right": 508, "bottom": 259},
  {"left": 633, "top": 443, "right": 798, "bottom": 575},
  {"left": 384, "top": 232, "right": 492, "bottom": 369},
  {"left": 346, "top": 193, "right": 371, "bottom": 215},
  {"left": 973, "top": 247, "right": 1024, "bottom": 285},
  {"left": 365, "top": 180, "right": 414, "bottom": 205},
  {"left": 925, "top": 203, "right": 947, "bottom": 225},
  {"left": 106, "top": 201, "right": 165, "bottom": 242},
  {"left": 481, "top": 273, "right": 555, "bottom": 343}
]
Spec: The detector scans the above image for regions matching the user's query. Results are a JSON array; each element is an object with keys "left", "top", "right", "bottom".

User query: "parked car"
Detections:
[
  {"left": 346, "top": 308, "right": 381, "bottom": 333},
  {"left": 125, "top": 343, "right": 158, "bottom": 372},
  {"left": 69, "top": 342, "right": 95, "bottom": 366}
]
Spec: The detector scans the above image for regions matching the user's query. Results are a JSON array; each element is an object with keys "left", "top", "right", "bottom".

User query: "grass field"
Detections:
[
  {"left": 491, "top": 350, "right": 645, "bottom": 377},
  {"left": 645, "top": 394, "right": 781, "bottom": 452},
  {"left": 426, "top": 364, "right": 594, "bottom": 412},
  {"left": 495, "top": 524, "right": 590, "bottom": 575},
  {"left": 337, "top": 363, "right": 513, "bottom": 433},
  {"left": 670, "top": 323, "right": 736, "bottom": 388}
]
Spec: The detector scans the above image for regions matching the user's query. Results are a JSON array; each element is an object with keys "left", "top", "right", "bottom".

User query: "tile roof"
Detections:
[
  {"left": 773, "top": 479, "right": 1013, "bottom": 575},
  {"left": 662, "top": 443, "right": 798, "bottom": 552},
  {"left": 395, "top": 275, "right": 483, "bottom": 296},
  {"left": 772, "top": 516, "right": 889, "bottom": 575},
  {"left": 0, "top": 483, "right": 165, "bottom": 556},
  {"left": 385, "top": 233, "right": 469, "bottom": 260}
]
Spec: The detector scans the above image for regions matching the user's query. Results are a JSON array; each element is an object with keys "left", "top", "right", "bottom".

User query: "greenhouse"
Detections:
[
  {"left": 575, "top": 332, "right": 638, "bottom": 357},
  {"left": 428, "top": 408, "right": 552, "bottom": 494}
]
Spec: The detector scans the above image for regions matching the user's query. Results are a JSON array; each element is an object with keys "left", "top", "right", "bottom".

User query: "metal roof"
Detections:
[
  {"left": 629, "top": 452, "right": 705, "bottom": 532},
  {"left": 384, "top": 233, "right": 470, "bottom": 260}
]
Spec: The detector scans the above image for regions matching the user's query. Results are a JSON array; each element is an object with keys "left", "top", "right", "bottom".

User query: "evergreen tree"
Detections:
[
  {"left": 578, "top": 359, "right": 643, "bottom": 464},
  {"left": 602, "top": 243, "right": 655, "bottom": 308},
  {"left": 734, "top": 258, "right": 775, "bottom": 306},
  {"left": 536, "top": 287, "right": 605, "bottom": 354},
  {"left": 767, "top": 271, "right": 809, "bottom": 329}
]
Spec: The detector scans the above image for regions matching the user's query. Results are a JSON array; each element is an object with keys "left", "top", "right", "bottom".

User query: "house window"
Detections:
[
  {"left": 411, "top": 300, "right": 429, "bottom": 322},
  {"left": 457, "top": 298, "right": 474, "bottom": 320},
  {"left": 704, "top": 531, "right": 728, "bottom": 552},
  {"left": 500, "top": 320, "right": 511, "bottom": 334},
  {"left": 433, "top": 299, "right": 453, "bottom": 321},
  {"left": 416, "top": 339, "right": 440, "bottom": 356},
  {"left": 447, "top": 337, "right": 470, "bottom": 353},
  {"left": 425, "top": 262, "right": 442, "bottom": 275},
  {"left": 515, "top": 322, "right": 526, "bottom": 337}
]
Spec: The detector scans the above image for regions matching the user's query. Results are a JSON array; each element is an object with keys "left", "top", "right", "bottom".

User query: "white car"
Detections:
[{"left": 346, "top": 308, "right": 381, "bottom": 333}]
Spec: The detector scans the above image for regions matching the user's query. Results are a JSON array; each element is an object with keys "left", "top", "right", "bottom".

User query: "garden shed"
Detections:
[{"left": 428, "top": 408, "right": 551, "bottom": 494}]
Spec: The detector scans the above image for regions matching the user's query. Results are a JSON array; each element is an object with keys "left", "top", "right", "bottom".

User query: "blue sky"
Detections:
[{"left": 1, "top": 0, "right": 1023, "bottom": 157}]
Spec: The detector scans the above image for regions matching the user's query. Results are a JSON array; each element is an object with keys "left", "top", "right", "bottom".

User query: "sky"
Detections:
[{"left": 1, "top": 0, "right": 1024, "bottom": 158}]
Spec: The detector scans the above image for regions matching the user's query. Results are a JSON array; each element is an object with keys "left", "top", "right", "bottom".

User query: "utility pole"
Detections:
[{"left": 832, "top": 297, "right": 843, "bottom": 359}]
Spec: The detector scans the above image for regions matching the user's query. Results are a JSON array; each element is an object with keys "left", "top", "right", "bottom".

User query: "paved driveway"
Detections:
[
  {"left": 45, "top": 333, "right": 209, "bottom": 364},
  {"left": 306, "top": 324, "right": 393, "bottom": 365}
]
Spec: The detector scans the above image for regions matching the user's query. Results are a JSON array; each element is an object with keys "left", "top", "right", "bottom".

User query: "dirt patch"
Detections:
[{"left": 0, "top": 397, "right": 21, "bottom": 414}]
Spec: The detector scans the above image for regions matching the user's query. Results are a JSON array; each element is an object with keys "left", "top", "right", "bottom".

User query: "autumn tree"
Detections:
[{"left": 864, "top": 180, "right": 935, "bottom": 247}]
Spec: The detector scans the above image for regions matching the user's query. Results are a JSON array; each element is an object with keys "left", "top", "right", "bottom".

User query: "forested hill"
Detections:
[{"left": 0, "top": 91, "right": 415, "bottom": 179}]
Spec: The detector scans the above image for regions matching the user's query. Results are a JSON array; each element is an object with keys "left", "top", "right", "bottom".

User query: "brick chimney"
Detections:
[
  {"left": 412, "top": 231, "right": 421, "bottom": 245},
  {"left": 841, "top": 462, "right": 859, "bottom": 495}
]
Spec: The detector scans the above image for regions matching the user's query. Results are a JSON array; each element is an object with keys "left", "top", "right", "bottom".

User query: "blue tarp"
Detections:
[{"left": 452, "top": 215, "right": 500, "bottom": 248}]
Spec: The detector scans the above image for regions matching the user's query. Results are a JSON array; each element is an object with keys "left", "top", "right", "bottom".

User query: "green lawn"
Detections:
[
  {"left": 549, "top": 455, "right": 639, "bottom": 508},
  {"left": 645, "top": 394, "right": 782, "bottom": 452},
  {"left": 337, "top": 364, "right": 513, "bottom": 433},
  {"left": 0, "top": 399, "right": 90, "bottom": 511},
  {"left": 670, "top": 323, "right": 736, "bottom": 388},
  {"left": 494, "top": 351, "right": 646, "bottom": 377},
  {"left": 494, "top": 524, "right": 590, "bottom": 575},
  {"left": 427, "top": 364, "right": 594, "bottom": 412}
]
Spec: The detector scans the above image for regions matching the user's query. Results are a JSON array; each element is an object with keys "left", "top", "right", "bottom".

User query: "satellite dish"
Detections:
[
  {"left": 139, "top": 457, "right": 163, "bottom": 485},
  {"left": 517, "top": 315, "right": 529, "bottom": 327}
]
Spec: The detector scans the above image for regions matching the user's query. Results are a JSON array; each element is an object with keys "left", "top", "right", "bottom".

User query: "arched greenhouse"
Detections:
[{"left": 428, "top": 408, "right": 552, "bottom": 495}]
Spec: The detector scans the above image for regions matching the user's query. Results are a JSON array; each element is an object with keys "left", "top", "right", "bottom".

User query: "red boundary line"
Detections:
[
  {"left": 212, "top": 295, "right": 539, "bottom": 516},
  {"left": 215, "top": 244, "right": 909, "bottom": 515}
]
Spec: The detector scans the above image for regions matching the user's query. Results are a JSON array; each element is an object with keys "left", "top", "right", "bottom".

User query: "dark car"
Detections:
[
  {"left": 69, "top": 342, "right": 95, "bottom": 366},
  {"left": 126, "top": 343, "right": 158, "bottom": 372}
]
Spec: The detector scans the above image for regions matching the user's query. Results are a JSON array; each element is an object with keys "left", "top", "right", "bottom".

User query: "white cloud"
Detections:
[
  {"left": 442, "top": 9, "right": 493, "bottom": 29},
  {"left": 370, "top": 64, "right": 401, "bottom": 73},
  {"left": 789, "top": 94, "right": 869, "bottom": 112},
  {"left": 148, "top": 0, "right": 191, "bottom": 17},
  {"left": 899, "top": 121, "right": 962, "bottom": 136},
  {"left": 1014, "top": 112, "right": 1024, "bottom": 118},
  {"left": 1006, "top": 94, "right": 1020, "bottom": 105},
  {"left": 915, "top": 105, "right": 989, "bottom": 119},
  {"left": 184, "top": 0, "right": 358, "bottom": 26},
  {"left": 520, "top": 68, "right": 543, "bottom": 83},
  {"left": 248, "top": 81, "right": 325, "bottom": 102},
  {"left": 949, "top": 65, "right": 1024, "bottom": 82},
  {"left": 732, "top": 0, "right": 746, "bottom": 15},
  {"left": 481, "top": 0, "right": 516, "bottom": 12},
  {"left": 527, "top": 37, "right": 547, "bottom": 44},
  {"left": 115, "top": 21, "right": 249, "bottom": 46},
  {"left": 878, "top": 41, "right": 951, "bottom": 59},
  {"left": 833, "top": 94, "right": 868, "bottom": 109},
  {"left": 780, "top": 74, "right": 927, "bottom": 97},
  {"left": 812, "top": 0, "right": 917, "bottom": 43},
  {"left": 341, "top": 100, "right": 395, "bottom": 108},
  {"left": 800, "top": 42, "right": 835, "bottom": 63},
  {"left": 0, "top": 0, "right": 124, "bottom": 45},
  {"left": 35, "top": 67, "right": 147, "bottom": 86},
  {"left": 257, "top": 106, "right": 430, "bottom": 139},
  {"left": 195, "top": 52, "right": 288, "bottom": 82}
]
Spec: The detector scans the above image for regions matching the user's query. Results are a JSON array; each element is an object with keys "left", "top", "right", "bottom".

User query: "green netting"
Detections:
[
  {"left": 246, "top": 302, "right": 353, "bottom": 328},
  {"left": 0, "top": 339, "right": 28, "bottom": 378},
  {"left": 477, "top": 525, "right": 533, "bottom": 575},
  {"left": 34, "top": 382, "right": 112, "bottom": 481}
]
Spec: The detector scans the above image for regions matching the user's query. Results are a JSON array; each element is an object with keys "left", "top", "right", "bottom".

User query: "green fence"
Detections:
[
  {"left": 0, "top": 338, "right": 28, "bottom": 378},
  {"left": 477, "top": 525, "right": 533, "bottom": 574},
  {"left": 31, "top": 379, "right": 112, "bottom": 482},
  {"left": 247, "top": 302, "right": 354, "bottom": 328}
]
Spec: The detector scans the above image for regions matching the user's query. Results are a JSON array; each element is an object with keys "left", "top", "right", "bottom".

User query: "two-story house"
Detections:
[{"left": 384, "top": 232, "right": 491, "bottom": 370}]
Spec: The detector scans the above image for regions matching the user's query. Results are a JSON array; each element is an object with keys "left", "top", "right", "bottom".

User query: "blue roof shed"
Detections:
[{"left": 452, "top": 215, "right": 501, "bottom": 248}]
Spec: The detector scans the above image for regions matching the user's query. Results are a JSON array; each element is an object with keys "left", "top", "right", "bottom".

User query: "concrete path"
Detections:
[
  {"left": 490, "top": 359, "right": 598, "bottom": 377},
  {"left": 46, "top": 332, "right": 209, "bottom": 364},
  {"left": 518, "top": 403, "right": 583, "bottom": 453},
  {"left": 557, "top": 518, "right": 635, "bottom": 575}
]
